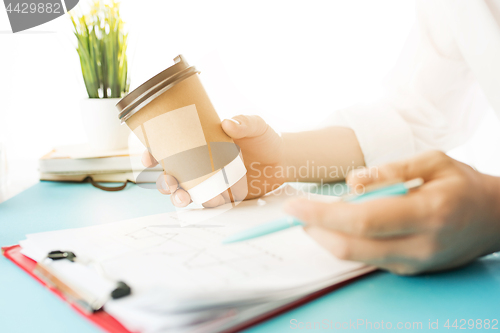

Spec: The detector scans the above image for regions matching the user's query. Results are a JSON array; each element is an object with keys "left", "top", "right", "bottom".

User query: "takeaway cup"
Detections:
[{"left": 116, "top": 55, "right": 246, "bottom": 204}]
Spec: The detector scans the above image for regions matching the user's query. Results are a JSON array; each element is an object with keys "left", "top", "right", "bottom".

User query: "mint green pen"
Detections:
[{"left": 222, "top": 178, "right": 424, "bottom": 244}]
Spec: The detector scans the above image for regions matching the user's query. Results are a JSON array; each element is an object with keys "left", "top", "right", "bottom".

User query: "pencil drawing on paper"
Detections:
[{"left": 106, "top": 224, "right": 284, "bottom": 285}]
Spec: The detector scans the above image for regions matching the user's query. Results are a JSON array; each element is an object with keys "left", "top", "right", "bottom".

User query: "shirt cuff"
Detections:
[{"left": 325, "top": 102, "right": 416, "bottom": 166}]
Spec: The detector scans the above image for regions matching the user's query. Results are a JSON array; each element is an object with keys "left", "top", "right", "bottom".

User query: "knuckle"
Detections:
[
  {"left": 377, "top": 165, "right": 403, "bottom": 183},
  {"left": 430, "top": 150, "right": 447, "bottom": 159},
  {"left": 250, "top": 115, "right": 270, "bottom": 136},
  {"left": 428, "top": 193, "right": 454, "bottom": 227},
  {"left": 431, "top": 151, "right": 453, "bottom": 168},
  {"left": 352, "top": 211, "right": 372, "bottom": 236},
  {"left": 454, "top": 173, "right": 470, "bottom": 189},
  {"left": 253, "top": 115, "right": 266, "bottom": 125},
  {"left": 421, "top": 150, "right": 447, "bottom": 163}
]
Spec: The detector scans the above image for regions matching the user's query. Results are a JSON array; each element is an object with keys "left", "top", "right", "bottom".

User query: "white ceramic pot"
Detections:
[{"left": 80, "top": 98, "right": 130, "bottom": 151}]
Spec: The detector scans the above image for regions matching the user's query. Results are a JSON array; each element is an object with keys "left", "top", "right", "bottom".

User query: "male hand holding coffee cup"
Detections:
[
  {"left": 118, "top": 55, "right": 254, "bottom": 205},
  {"left": 141, "top": 112, "right": 366, "bottom": 208},
  {"left": 122, "top": 55, "right": 363, "bottom": 207},
  {"left": 142, "top": 115, "right": 288, "bottom": 208}
]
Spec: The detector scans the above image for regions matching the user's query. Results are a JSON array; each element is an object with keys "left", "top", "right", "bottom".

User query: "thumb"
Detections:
[{"left": 221, "top": 115, "right": 269, "bottom": 140}]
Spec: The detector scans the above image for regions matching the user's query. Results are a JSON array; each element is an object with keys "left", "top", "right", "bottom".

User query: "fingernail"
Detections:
[
  {"left": 174, "top": 193, "right": 183, "bottom": 204},
  {"left": 165, "top": 175, "right": 178, "bottom": 193},
  {"left": 156, "top": 174, "right": 171, "bottom": 194},
  {"left": 226, "top": 118, "right": 240, "bottom": 125},
  {"left": 161, "top": 177, "right": 168, "bottom": 191}
]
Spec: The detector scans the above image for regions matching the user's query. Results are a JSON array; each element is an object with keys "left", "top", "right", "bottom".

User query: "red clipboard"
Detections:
[
  {"left": 3, "top": 244, "right": 373, "bottom": 333},
  {"left": 2, "top": 245, "right": 132, "bottom": 333}
]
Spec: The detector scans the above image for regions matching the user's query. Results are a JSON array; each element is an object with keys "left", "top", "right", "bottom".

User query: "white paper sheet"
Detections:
[{"left": 20, "top": 185, "right": 371, "bottom": 332}]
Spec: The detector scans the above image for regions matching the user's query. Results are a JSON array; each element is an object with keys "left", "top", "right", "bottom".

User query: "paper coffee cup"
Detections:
[{"left": 116, "top": 55, "right": 247, "bottom": 204}]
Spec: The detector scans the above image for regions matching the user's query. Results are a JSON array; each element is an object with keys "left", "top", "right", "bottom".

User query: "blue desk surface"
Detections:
[{"left": 1, "top": 182, "right": 500, "bottom": 333}]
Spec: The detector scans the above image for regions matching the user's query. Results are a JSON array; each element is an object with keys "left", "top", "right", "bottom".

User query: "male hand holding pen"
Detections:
[
  {"left": 285, "top": 151, "right": 500, "bottom": 275},
  {"left": 143, "top": 116, "right": 500, "bottom": 275}
]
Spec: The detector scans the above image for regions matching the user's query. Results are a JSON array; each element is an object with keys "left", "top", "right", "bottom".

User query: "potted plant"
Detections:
[{"left": 71, "top": 0, "right": 131, "bottom": 151}]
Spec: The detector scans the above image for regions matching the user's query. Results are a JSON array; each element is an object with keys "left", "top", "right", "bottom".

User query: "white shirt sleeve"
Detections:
[{"left": 326, "top": 0, "right": 496, "bottom": 166}]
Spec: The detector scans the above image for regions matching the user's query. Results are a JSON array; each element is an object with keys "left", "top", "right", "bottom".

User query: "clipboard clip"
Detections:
[
  {"left": 47, "top": 250, "right": 77, "bottom": 261},
  {"left": 35, "top": 250, "right": 132, "bottom": 313}
]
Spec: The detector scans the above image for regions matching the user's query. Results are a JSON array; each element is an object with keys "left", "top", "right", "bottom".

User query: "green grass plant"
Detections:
[{"left": 70, "top": 1, "right": 129, "bottom": 98}]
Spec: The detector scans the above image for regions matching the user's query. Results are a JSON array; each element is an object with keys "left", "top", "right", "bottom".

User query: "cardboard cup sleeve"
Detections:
[{"left": 118, "top": 57, "right": 247, "bottom": 204}]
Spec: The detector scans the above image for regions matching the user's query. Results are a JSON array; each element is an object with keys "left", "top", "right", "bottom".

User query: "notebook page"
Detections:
[{"left": 22, "top": 186, "right": 365, "bottom": 296}]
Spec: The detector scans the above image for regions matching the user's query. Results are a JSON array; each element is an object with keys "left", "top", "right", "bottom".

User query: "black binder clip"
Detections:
[
  {"left": 111, "top": 281, "right": 131, "bottom": 299},
  {"left": 47, "top": 250, "right": 77, "bottom": 262},
  {"left": 46, "top": 250, "right": 131, "bottom": 302}
]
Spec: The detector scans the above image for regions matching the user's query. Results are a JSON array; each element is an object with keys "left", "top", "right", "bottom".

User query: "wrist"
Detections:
[
  {"left": 481, "top": 173, "right": 500, "bottom": 253},
  {"left": 280, "top": 133, "right": 296, "bottom": 182},
  {"left": 280, "top": 127, "right": 365, "bottom": 183}
]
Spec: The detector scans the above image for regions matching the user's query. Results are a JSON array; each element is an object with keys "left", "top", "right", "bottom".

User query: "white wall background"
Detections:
[
  {"left": 0, "top": 0, "right": 499, "bottom": 195},
  {"left": 0, "top": 0, "right": 415, "bottom": 159}
]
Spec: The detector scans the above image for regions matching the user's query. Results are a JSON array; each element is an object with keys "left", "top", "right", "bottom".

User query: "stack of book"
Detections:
[{"left": 39, "top": 144, "right": 163, "bottom": 184}]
